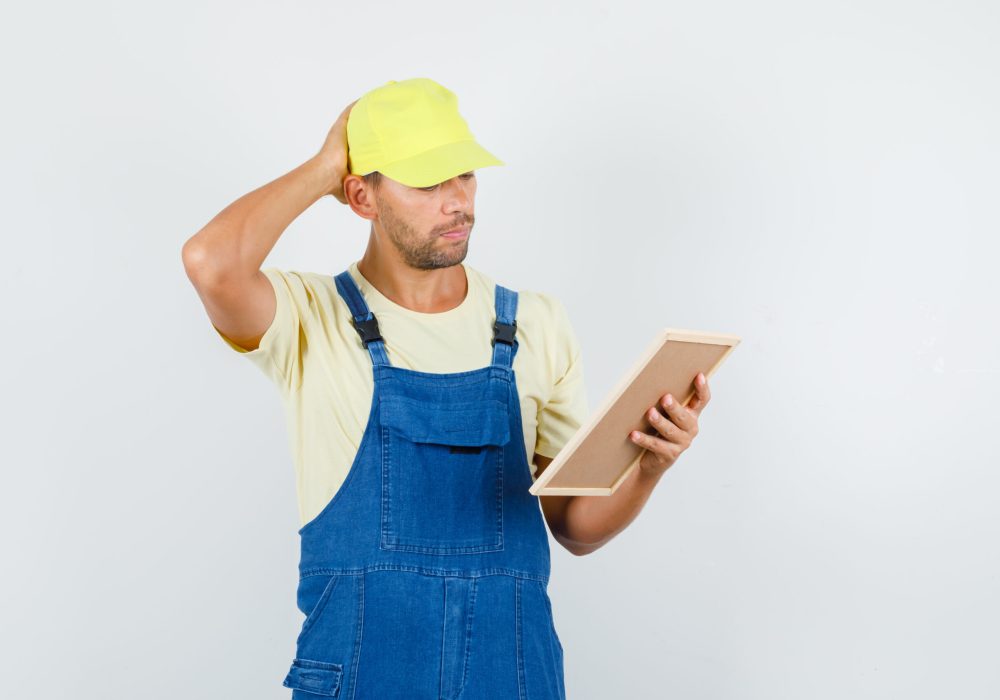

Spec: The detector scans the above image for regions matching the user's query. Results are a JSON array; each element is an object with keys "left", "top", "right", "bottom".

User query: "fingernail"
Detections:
[
  {"left": 697, "top": 373, "right": 705, "bottom": 385},
  {"left": 665, "top": 395, "right": 673, "bottom": 406}
]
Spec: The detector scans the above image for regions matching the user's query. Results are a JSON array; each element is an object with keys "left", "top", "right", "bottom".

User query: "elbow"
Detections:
[
  {"left": 566, "top": 543, "right": 601, "bottom": 557},
  {"left": 182, "top": 236, "right": 230, "bottom": 290},
  {"left": 555, "top": 533, "right": 605, "bottom": 557},
  {"left": 181, "top": 237, "right": 210, "bottom": 282}
]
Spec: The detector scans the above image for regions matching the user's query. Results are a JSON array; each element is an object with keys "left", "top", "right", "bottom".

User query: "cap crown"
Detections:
[{"left": 347, "top": 78, "right": 503, "bottom": 188}]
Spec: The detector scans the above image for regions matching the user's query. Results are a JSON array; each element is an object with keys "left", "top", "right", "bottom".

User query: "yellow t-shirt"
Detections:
[{"left": 215, "top": 260, "right": 588, "bottom": 529}]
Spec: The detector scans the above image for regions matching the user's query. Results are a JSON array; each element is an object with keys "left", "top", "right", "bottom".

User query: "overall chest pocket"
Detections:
[{"left": 379, "top": 394, "right": 511, "bottom": 555}]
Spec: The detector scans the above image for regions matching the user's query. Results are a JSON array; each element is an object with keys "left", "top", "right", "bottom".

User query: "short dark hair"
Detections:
[{"left": 362, "top": 171, "right": 382, "bottom": 192}]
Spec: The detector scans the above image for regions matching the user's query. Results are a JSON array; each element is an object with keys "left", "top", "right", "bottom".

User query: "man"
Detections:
[{"left": 182, "top": 77, "right": 710, "bottom": 699}]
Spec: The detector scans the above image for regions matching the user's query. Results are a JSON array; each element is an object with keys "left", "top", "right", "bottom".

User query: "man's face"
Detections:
[{"left": 372, "top": 171, "right": 476, "bottom": 270}]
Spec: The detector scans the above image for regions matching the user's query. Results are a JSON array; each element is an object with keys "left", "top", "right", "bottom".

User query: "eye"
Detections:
[{"left": 419, "top": 172, "right": 475, "bottom": 192}]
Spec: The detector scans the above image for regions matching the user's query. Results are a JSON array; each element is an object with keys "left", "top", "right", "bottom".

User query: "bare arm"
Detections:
[
  {"left": 181, "top": 100, "right": 357, "bottom": 350},
  {"left": 534, "top": 454, "right": 665, "bottom": 557},
  {"left": 534, "top": 373, "right": 712, "bottom": 556}
]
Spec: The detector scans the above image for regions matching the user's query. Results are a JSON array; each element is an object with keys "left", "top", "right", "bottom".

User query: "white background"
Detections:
[{"left": 3, "top": 1, "right": 998, "bottom": 697}]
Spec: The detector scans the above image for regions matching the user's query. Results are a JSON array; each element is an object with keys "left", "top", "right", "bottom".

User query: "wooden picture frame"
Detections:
[{"left": 529, "top": 328, "right": 741, "bottom": 496}]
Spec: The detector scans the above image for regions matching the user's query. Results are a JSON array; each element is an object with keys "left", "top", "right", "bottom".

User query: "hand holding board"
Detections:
[{"left": 529, "top": 328, "right": 740, "bottom": 496}]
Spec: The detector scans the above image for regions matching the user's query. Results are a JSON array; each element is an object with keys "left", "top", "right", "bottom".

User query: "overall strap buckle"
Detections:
[
  {"left": 351, "top": 315, "right": 384, "bottom": 347},
  {"left": 491, "top": 319, "right": 517, "bottom": 346}
]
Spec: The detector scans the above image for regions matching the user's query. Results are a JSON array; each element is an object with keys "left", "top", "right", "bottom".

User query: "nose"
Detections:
[{"left": 441, "top": 176, "right": 473, "bottom": 214}]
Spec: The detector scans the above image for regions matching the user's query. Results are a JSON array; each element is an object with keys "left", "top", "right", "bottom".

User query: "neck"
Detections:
[{"left": 357, "top": 247, "right": 468, "bottom": 313}]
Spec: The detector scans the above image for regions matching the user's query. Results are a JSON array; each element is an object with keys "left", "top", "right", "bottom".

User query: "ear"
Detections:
[{"left": 343, "top": 174, "right": 379, "bottom": 221}]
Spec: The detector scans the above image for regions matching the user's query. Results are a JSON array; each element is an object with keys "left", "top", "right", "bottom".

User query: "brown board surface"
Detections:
[{"left": 529, "top": 328, "right": 741, "bottom": 496}]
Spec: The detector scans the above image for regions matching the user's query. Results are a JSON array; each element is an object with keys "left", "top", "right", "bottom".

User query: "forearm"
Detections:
[
  {"left": 183, "top": 155, "right": 337, "bottom": 283},
  {"left": 556, "top": 464, "right": 665, "bottom": 555}
]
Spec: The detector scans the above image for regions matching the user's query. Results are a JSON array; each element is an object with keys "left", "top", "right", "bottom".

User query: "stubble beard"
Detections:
[{"left": 377, "top": 198, "right": 470, "bottom": 271}]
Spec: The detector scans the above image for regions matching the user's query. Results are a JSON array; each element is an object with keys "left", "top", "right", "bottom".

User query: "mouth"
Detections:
[{"left": 440, "top": 227, "right": 470, "bottom": 240}]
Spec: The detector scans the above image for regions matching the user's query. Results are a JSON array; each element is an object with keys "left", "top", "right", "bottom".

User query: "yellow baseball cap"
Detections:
[{"left": 346, "top": 77, "right": 505, "bottom": 188}]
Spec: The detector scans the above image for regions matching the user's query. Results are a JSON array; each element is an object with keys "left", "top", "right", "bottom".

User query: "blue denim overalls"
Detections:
[{"left": 280, "top": 269, "right": 566, "bottom": 699}]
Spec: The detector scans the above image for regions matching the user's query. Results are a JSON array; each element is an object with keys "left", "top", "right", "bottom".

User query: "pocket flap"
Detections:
[
  {"left": 282, "top": 658, "right": 342, "bottom": 697},
  {"left": 381, "top": 396, "right": 511, "bottom": 447}
]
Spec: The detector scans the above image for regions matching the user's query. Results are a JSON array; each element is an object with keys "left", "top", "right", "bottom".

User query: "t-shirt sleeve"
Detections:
[
  {"left": 212, "top": 267, "right": 305, "bottom": 391},
  {"left": 533, "top": 295, "right": 589, "bottom": 460}
]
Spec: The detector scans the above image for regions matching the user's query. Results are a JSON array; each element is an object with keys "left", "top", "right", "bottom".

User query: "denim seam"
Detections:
[
  {"left": 346, "top": 574, "right": 364, "bottom": 700},
  {"left": 379, "top": 411, "right": 506, "bottom": 555},
  {"left": 296, "top": 575, "right": 340, "bottom": 647},
  {"left": 380, "top": 423, "right": 393, "bottom": 547},
  {"left": 439, "top": 578, "right": 449, "bottom": 700},
  {"left": 459, "top": 577, "right": 477, "bottom": 697},
  {"left": 516, "top": 578, "right": 527, "bottom": 700},
  {"left": 379, "top": 364, "right": 512, "bottom": 386},
  {"left": 300, "top": 565, "right": 548, "bottom": 584},
  {"left": 495, "top": 444, "right": 505, "bottom": 552}
]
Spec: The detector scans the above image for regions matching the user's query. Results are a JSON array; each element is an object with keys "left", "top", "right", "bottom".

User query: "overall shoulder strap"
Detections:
[
  {"left": 334, "top": 270, "right": 391, "bottom": 367},
  {"left": 491, "top": 284, "right": 519, "bottom": 368}
]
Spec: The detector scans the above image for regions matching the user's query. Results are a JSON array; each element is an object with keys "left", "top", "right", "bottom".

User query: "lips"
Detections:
[{"left": 441, "top": 227, "right": 470, "bottom": 238}]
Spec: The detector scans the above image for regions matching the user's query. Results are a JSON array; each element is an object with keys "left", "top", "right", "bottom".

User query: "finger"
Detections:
[
  {"left": 658, "top": 393, "right": 694, "bottom": 432},
  {"left": 686, "top": 373, "right": 712, "bottom": 416},
  {"left": 629, "top": 429, "right": 680, "bottom": 460},
  {"left": 645, "top": 405, "right": 682, "bottom": 443}
]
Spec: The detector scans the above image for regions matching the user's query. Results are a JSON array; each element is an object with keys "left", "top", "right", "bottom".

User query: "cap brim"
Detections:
[{"left": 378, "top": 139, "right": 504, "bottom": 188}]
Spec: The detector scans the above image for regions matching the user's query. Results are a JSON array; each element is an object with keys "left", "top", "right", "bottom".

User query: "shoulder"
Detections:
[
  {"left": 260, "top": 267, "right": 344, "bottom": 310},
  {"left": 260, "top": 267, "right": 335, "bottom": 293},
  {"left": 516, "top": 290, "right": 578, "bottom": 368},
  {"left": 516, "top": 288, "right": 570, "bottom": 323},
  {"left": 467, "top": 265, "right": 570, "bottom": 327},
  {"left": 473, "top": 267, "right": 579, "bottom": 368}
]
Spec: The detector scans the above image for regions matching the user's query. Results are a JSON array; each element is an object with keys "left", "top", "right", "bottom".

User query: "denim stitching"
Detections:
[
  {"left": 347, "top": 574, "right": 364, "bottom": 700},
  {"left": 379, "top": 423, "right": 393, "bottom": 549},
  {"left": 458, "top": 576, "right": 477, "bottom": 697},
  {"left": 439, "top": 577, "right": 449, "bottom": 700},
  {"left": 296, "top": 575, "right": 340, "bottom": 647},
  {"left": 516, "top": 579, "right": 527, "bottom": 700},
  {"left": 378, "top": 365, "right": 511, "bottom": 386},
  {"left": 300, "top": 564, "right": 548, "bottom": 584},
  {"left": 283, "top": 658, "right": 343, "bottom": 696},
  {"left": 378, "top": 397, "right": 507, "bottom": 555},
  {"left": 496, "top": 444, "right": 505, "bottom": 550}
]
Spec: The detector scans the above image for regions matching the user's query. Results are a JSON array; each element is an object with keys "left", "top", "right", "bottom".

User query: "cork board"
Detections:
[{"left": 529, "top": 328, "right": 741, "bottom": 497}]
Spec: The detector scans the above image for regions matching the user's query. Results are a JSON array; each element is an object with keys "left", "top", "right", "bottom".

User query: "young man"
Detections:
[{"left": 182, "top": 78, "right": 710, "bottom": 699}]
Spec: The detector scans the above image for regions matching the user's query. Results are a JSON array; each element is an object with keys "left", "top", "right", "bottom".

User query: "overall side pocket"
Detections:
[
  {"left": 288, "top": 573, "right": 364, "bottom": 692},
  {"left": 295, "top": 574, "right": 340, "bottom": 646}
]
